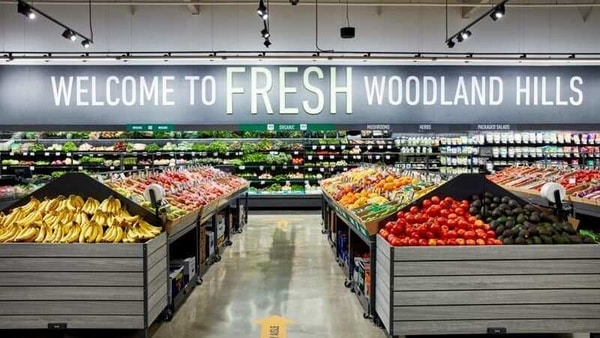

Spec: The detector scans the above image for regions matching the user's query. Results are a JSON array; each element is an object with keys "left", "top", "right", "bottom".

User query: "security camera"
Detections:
[{"left": 289, "top": 0, "right": 299, "bottom": 5}]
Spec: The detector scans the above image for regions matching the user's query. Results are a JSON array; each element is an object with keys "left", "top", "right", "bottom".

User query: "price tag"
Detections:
[
  {"left": 321, "top": 145, "right": 326, "bottom": 150},
  {"left": 157, "top": 152, "right": 162, "bottom": 156},
  {"left": 308, "top": 156, "right": 313, "bottom": 160},
  {"left": 78, "top": 166, "right": 83, "bottom": 171},
  {"left": 341, "top": 145, "right": 346, "bottom": 150},
  {"left": 312, "top": 145, "right": 317, "bottom": 150},
  {"left": 142, "top": 152, "right": 148, "bottom": 156},
  {"left": 285, "top": 180, "right": 291, "bottom": 185},
  {"left": 569, "top": 177, "right": 577, "bottom": 185},
  {"left": 30, "top": 152, "right": 35, "bottom": 157},
  {"left": 259, "top": 166, "right": 264, "bottom": 170},
  {"left": 294, "top": 165, "right": 299, "bottom": 169},
  {"left": 44, "top": 152, "right": 49, "bottom": 156},
  {"left": 293, "top": 151, "right": 299, "bottom": 155},
  {"left": 145, "top": 166, "right": 150, "bottom": 169},
  {"left": 133, "top": 166, "right": 137, "bottom": 170},
  {"left": 308, "top": 168, "right": 313, "bottom": 172},
  {"left": 343, "top": 167, "right": 348, "bottom": 171},
  {"left": 319, "top": 155, "right": 324, "bottom": 160},
  {"left": 329, "top": 145, "right": 335, "bottom": 150},
  {"left": 1, "top": 166, "right": 6, "bottom": 170},
  {"left": 376, "top": 155, "right": 381, "bottom": 160},
  {"left": 330, "top": 155, "right": 335, "bottom": 160},
  {"left": 67, "top": 153, "right": 72, "bottom": 157},
  {"left": 179, "top": 152, "right": 185, "bottom": 156},
  {"left": 304, "top": 180, "right": 309, "bottom": 185},
  {"left": 110, "top": 166, "right": 115, "bottom": 170},
  {"left": 387, "top": 145, "right": 392, "bottom": 149},
  {"left": 283, "top": 165, "right": 288, "bottom": 169},
  {"left": 355, "top": 155, "right": 361, "bottom": 160},
  {"left": 260, "top": 180, "right": 265, "bottom": 185},
  {"left": 169, "top": 153, "right": 175, "bottom": 157},
  {"left": 379, "top": 145, "right": 384, "bottom": 149},
  {"left": 386, "top": 155, "right": 391, "bottom": 160},
  {"left": 55, "top": 152, "right": 60, "bottom": 156},
  {"left": 271, "top": 166, "right": 276, "bottom": 170},
  {"left": 191, "top": 152, "right": 196, "bottom": 156},
  {"left": 343, "top": 155, "right": 348, "bottom": 159},
  {"left": 367, "top": 145, "right": 373, "bottom": 150},
  {"left": 29, "top": 166, "right": 35, "bottom": 171},
  {"left": 225, "top": 152, "right": 230, "bottom": 156},
  {"left": 239, "top": 165, "right": 246, "bottom": 170},
  {"left": 9, "top": 152, "right": 14, "bottom": 156}
]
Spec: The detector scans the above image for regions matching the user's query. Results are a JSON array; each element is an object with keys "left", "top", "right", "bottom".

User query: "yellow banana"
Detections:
[
  {"left": 15, "top": 227, "right": 37, "bottom": 242},
  {"left": 113, "top": 226, "right": 124, "bottom": 243},
  {"left": 34, "top": 225, "right": 47, "bottom": 243},
  {"left": 0, "top": 226, "right": 18, "bottom": 242},
  {"left": 94, "top": 225, "right": 104, "bottom": 243}
]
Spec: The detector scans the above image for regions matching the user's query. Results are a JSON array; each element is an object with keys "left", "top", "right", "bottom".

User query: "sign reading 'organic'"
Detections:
[{"left": 0, "top": 65, "right": 598, "bottom": 126}]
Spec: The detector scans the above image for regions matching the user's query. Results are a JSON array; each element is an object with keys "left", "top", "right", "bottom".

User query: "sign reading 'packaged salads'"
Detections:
[{"left": 0, "top": 65, "right": 598, "bottom": 126}]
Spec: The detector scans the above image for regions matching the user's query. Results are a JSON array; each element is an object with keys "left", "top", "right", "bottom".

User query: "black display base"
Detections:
[{"left": 247, "top": 194, "right": 322, "bottom": 209}]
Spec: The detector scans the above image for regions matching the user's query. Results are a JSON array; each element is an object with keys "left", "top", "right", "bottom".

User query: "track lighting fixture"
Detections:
[
  {"left": 457, "top": 30, "right": 471, "bottom": 42},
  {"left": 17, "top": 1, "right": 35, "bottom": 20},
  {"left": 490, "top": 4, "right": 505, "bottom": 21},
  {"left": 289, "top": 0, "right": 299, "bottom": 4},
  {"left": 17, "top": 0, "right": 94, "bottom": 48},
  {"left": 264, "top": 39, "right": 272, "bottom": 48},
  {"left": 444, "top": 0, "right": 509, "bottom": 48},
  {"left": 62, "top": 29, "right": 77, "bottom": 42},
  {"left": 257, "top": 0, "right": 268, "bottom": 20},
  {"left": 261, "top": 29, "right": 270, "bottom": 39}
]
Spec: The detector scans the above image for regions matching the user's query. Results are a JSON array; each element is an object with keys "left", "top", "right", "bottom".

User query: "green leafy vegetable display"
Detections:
[
  {"left": 207, "top": 141, "right": 229, "bottom": 153},
  {"left": 62, "top": 142, "right": 78, "bottom": 152},
  {"left": 145, "top": 143, "right": 160, "bottom": 152}
]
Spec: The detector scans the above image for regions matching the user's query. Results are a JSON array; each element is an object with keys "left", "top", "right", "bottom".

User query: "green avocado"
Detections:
[
  {"left": 541, "top": 235, "right": 553, "bottom": 244},
  {"left": 533, "top": 236, "right": 542, "bottom": 245},
  {"left": 503, "top": 237, "right": 514, "bottom": 245},
  {"left": 515, "top": 236, "right": 526, "bottom": 245}
]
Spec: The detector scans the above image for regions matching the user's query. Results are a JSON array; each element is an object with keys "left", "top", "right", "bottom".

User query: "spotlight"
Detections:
[
  {"left": 490, "top": 4, "right": 505, "bottom": 21},
  {"left": 17, "top": 2, "right": 36, "bottom": 20},
  {"left": 81, "top": 39, "right": 91, "bottom": 48},
  {"left": 446, "top": 39, "right": 455, "bottom": 48},
  {"left": 289, "top": 0, "right": 299, "bottom": 4},
  {"left": 261, "top": 28, "right": 270, "bottom": 39},
  {"left": 264, "top": 39, "right": 272, "bottom": 48},
  {"left": 257, "top": 0, "right": 268, "bottom": 20},
  {"left": 457, "top": 30, "right": 471, "bottom": 42},
  {"left": 62, "top": 29, "right": 77, "bottom": 42}
]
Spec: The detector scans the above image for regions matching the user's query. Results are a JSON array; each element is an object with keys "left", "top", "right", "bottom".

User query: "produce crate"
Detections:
[
  {"left": 0, "top": 232, "right": 168, "bottom": 330},
  {"left": 375, "top": 235, "right": 600, "bottom": 336},
  {"left": 0, "top": 173, "right": 168, "bottom": 331}
]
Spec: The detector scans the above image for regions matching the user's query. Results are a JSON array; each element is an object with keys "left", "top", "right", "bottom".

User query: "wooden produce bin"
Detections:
[
  {"left": 376, "top": 235, "right": 600, "bottom": 336},
  {"left": 0, "top": 232, "right": 168, "bottom": 330}
]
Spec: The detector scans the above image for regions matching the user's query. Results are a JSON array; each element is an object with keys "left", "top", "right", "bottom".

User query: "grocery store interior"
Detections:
[{"left": 1, "top": 0, "right": 600, "bottom": 338}]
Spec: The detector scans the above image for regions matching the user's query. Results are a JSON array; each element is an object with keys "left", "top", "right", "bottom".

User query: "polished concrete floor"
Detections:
[
  {"left": 1, "top": 211, "right": 594, "bottom": 338},
  {"left": 153, "top": 212, "right": 386, "bottom": 338}
]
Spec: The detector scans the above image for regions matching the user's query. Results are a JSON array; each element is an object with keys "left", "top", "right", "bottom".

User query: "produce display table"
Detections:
[{"left": 376, "top": 235, "right": 600, "bottom": 336}]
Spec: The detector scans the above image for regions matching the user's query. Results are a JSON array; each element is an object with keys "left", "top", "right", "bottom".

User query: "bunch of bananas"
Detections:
[{"left": 0, "top": 195, "right": 162, "bottom": 244}]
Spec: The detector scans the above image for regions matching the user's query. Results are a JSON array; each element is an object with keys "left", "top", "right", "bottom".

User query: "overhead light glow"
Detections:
[
  {"left": 81, "top": 39, "right": 91, "bottom": 48},
  {"left": 62, "top": 29, "right": 77, "bottom": 42},
  {"left": 490, "top": 4, "right": 505, "bottom": 21},
  {"left": 17, "top": 2, "right": 36, "bottom": 20}
]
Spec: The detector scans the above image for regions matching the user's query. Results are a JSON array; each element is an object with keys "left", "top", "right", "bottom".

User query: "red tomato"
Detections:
[
  {"left": 437, "top": 217, "right": 448, "bottom": 226},
  {"left": 466, "top": 239, "right": 476, "bottom": 246},
  {"left": 409, "top": 206, "right": 419, "bottom": 215},
  {"left": 408, "top": 238, "right": 418, "bottom": 246},
  {"left": 396, "top": 211, "right": 405, "bottom": 219},
  {"left": 474, "top": 219, "right": 485, "bottom": 227},
  {"left": 476, "top": 239, "right": 486, "bottom": 245},
  {"left": 496, "top": 239, "right": 503, "bottom": 245},
  {"left": 425, "top": 231, "right": 435, "bottom": 239},
  {"left": 441, "top": 225, "right": 449, "bottom": 233},
  {"left": 431, "top": 196, "right": 440, "bottom": 205},
  {"left": 486, "top": 238, "right": 497, "bottom": 245},
  {"left": 456, "top": 238, "right": 466, "bottom": 246},
  {"left": 447, "top": 219, "right": 458, "bottom": 228},
  {"left": 430, "top": 224, "right": 441, "bottom": 234},
  {"left": 405, "top": 214, "right": 416, "bottom": 224},
  {"left": 455, "top": 207, "right": 465, "bottom": 216},
  {"left": 418, "top": 239, "right": 428, "bottom": 246},
  {"left": 387, "top": 234, "right": 396, "bottom": 242},
  {"left": 447, "top": 238, "right": 458, "bottom": 246},
  {"left": 416, "top": 213, "right": 427, "bottom": 224},
  {"left": 440, "top": 209, "right": 450, "bottom": 217},
  {"left": 467, "top": 216, "right": 478, "bottom": 223},
  {"left": 426, "top": 205, "right": 441, "bottom": 217},
  {"left": 437, "top": 239, "right": 446, "bottom": 246},
  {"left": 443, "top": 197, "right": 454, "bottom": 205},
  {"left": 391, "top": 238, "right": 403, "bottom": 246},
  {"left": 428, "top": 239, "right": 437, "bottom": 246},
  {"left": 422, "top": 199, "right": 432, "bottom": 208},
  {"left": 379, "top": 229, "right": 390, "bottom": 238},
  {"left": 486, "top": 230, "right": 496, "bottom": 238},
  {"left": 458, "top": 219, "right": 471, "bottom": 230},
  {"left": 448, "top": 213, "right": 458, "bottom": 220},
  {"left": 391, "top": 225, "right": 403, "bottom": 236},
  {"left": 457, "top": 229, "right": 466, "bottom": 237},
  {"left": 464, "top": 231, "right": 476, "bottom": 240},
  {"left": 446, "top": 230, "right": 457, "bottom": 239}
]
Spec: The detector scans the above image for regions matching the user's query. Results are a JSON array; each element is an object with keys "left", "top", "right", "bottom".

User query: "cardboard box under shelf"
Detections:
[{"left": 165, "top": 208, "right": 201, "bottom": 235}]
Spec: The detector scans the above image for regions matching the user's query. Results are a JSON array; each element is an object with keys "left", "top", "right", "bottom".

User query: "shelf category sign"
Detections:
[
  {"left": 1, "top": 65, "right": 600, "bottom": 127},
  {"left": 239, "top": 123, "right": 335, "bottom": 132},
  {"left": 126, "top": 124, "right": 174, "bottom": 132}
]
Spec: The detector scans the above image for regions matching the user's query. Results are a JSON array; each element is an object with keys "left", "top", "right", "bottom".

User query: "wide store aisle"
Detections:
[{"left": 155, "top": 212, "right": 386, "bottom": 338}]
